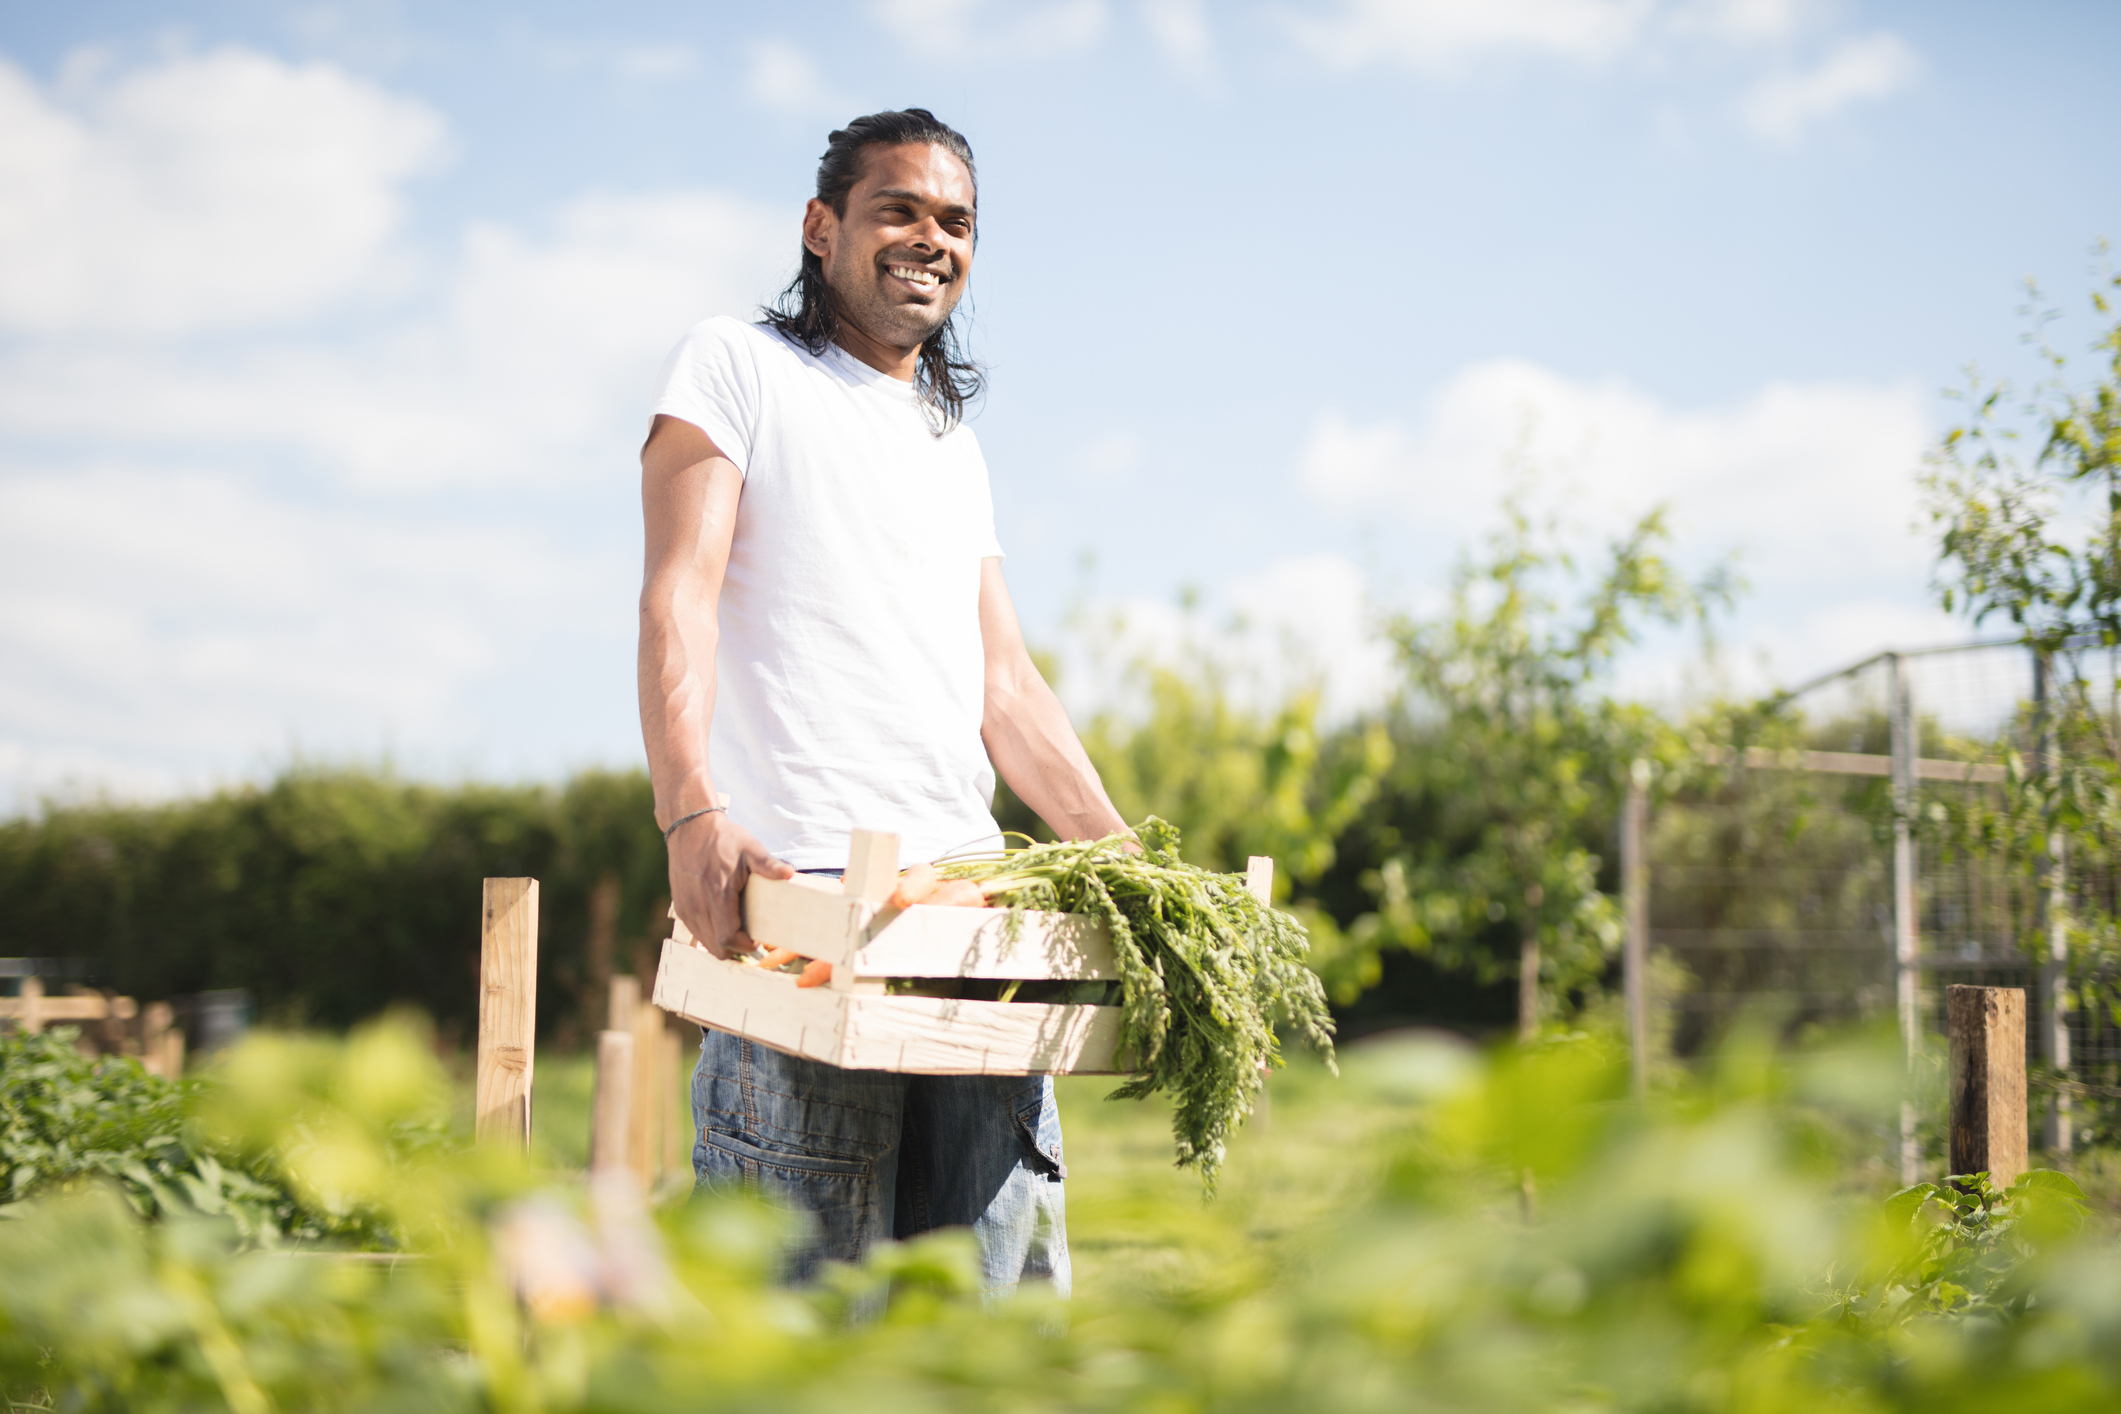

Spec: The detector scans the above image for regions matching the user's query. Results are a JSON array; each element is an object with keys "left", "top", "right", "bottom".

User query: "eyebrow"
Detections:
[{"left": 872, "top": 187, "right": 975, "bottom": 218}]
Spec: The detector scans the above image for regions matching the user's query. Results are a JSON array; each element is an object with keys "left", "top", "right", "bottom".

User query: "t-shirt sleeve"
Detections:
[{"left": 649, "top": 317, "right": 760, "bottom": 475}]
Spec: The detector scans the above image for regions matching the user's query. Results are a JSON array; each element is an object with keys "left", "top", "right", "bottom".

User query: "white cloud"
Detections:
[
  {"left": 1741, "top": 31, "right": 1919, "bottom": 142},
  {"left": 1298, "top": 356, "right": 1933, "bottom": 594},
  {"left": 0, "top": 189, "right": 791, "bottom": 491},
  {"left": 0, "top": 47, "right": 444, "bottom": 335},
  {"left": 1289, "top": 0, "right": 1921, "bottom": 144},
  {"left": 0, "top": 464, "right": 605, "bottom": 812},
  {"left": 1140, "top": 0, "right": 1214, "bottom": 78},
  {"left": 1057, "top": 554, "right": 1397, "bottom": 725},
  {"left": 743, "top": 39, "right": 846, "bottom": 114},
  {"left": 867, "top": 0, "right": 1109, "bottom": 58},
  {"left": 1294, "top": 0, "right": 1658, "bottom": 73}
]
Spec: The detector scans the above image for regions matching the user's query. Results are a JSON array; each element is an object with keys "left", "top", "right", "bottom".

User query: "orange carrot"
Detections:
[
  {"left": 927, "top": 879, "right": 987, "bottom": 908},
  {"left": 757, "top": 947, "right": 802, "bottom": 970},
  {"left": 797, "top": 960, "right": 833, "bottom": 988},
  {"left": 889, "top": 862, "right": 941, "bottom": 909}
]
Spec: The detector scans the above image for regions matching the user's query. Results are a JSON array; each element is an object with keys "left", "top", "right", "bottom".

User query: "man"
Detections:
[{"left": 636, "top": 109, "right": 1129, "bottom": 1293}]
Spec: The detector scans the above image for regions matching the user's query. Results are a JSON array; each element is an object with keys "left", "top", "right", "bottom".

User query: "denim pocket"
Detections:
[
  {"left": 697, "top": 1128, "right": 879, "bottom": 1280},
  {"left": 1011, "top": 1086, "right": 1067, "bottom": 1180},
  {"left": 699, "top": 1127, "right": 873, "bottom": 1181}
]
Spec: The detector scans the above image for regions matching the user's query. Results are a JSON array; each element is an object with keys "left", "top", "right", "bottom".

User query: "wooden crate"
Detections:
[{"left": 650, "top": 828, "right": 1142, "bottom": 1075}]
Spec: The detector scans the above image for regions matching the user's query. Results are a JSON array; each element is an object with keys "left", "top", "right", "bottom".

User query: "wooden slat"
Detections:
[
  {"left": 1706, "top": 745, "right": 2006, "bottom": 784},
  {"left": 590, "top": 1029, "right": 632, "bottom": 1177},
  {"left": 742, "top": 873, "right": 870, "bottom": 964},
  {"left": 842, "top": 993, "right": 1121, "bottom": 1074},
  {"left": 844, "top": 829, "right": 899, "bottom": 903},
  {"left": 0, "top": 995, "right": 118, "bottom": 1023},
  {"left": 476, "top": 877, "right": 539, "bottom": 1150},
  {"left": 1246, "top": 856, "right": 1274, "bottom": 905},
  {"left": 651, "top": 937, "right": 1120, "bottom": 1075},
  {"left": 849, "top": 905, "right": 1115, "bottom": 980},
  {"left": 653, "top": 938, "right": 847, "bottom": 1066}
]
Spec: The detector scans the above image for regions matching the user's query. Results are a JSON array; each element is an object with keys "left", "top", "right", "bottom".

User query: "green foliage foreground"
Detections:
[{"left": 3, "top": 1022, "right": 2119, "bottom": 1412}]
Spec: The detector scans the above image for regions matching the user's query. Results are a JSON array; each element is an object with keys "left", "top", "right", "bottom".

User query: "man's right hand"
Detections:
[{"left": 667, "top": 812, "right": 795, "bottom": 959}]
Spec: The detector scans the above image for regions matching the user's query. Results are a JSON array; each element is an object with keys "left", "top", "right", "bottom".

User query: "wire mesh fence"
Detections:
[{"left": 1642, "top": 639, "right": 2121, "bottom": 1151}]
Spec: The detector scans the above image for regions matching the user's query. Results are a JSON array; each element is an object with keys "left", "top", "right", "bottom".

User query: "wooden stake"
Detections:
[
  {"left": 17, "top": 974, "right": 42, "bottom": 1035},
  {"left": 1518, "top": 934, "right": 1540, "bottom": 1043},
  {"left": 662, "top": 1019, "right": 685, "bottom": 1178},
  {"left": 1948, "top": 984, "right": 2027, "bottom": 1187},
  {"left": 628, "top": 985, "right": 661, "bottom": 1184},
  {"left": 476, "top": 877, "right": 539, "bottom": 1150},
  {"left": 141, "top": 1000, "right": 175, "bottom": 1078},
  {"left": 1623, "top": 767, "right": 1649, "bottom": 1101},
  {"left": 608, "top": 973, "right": 640, "bottom": 1031},
  {"left": 591, "top": 1029, "right": 634, "bottom": 1177}
]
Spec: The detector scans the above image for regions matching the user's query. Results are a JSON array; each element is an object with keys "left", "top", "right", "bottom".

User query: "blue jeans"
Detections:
[{"left": 690, "top": 1031, "right": 1069, "bottom": 1294}]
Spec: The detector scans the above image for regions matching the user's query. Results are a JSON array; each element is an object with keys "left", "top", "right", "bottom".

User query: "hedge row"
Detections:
[{"left": 0, "top": 768, "right": 671, "bottom": 1042}]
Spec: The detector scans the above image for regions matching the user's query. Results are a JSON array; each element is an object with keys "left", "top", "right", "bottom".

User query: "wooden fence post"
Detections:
[
  {"left": 476, "top": 878, "right": 539, "bottom": 1150},
  {"left": 591, "top": 1029, "right": 634, "bottom": 1178},
  {"left": 662, "top": 1020, "right": 685, "bottom": 1178},
  {"left": 1947, "top": 984, "right": 2027, "bottom": 1187},
  {"left": 629, "top": 992, "right": 662, "bottom": 1185},
  {"left": 1623, "top": 764, "right": 1649, "bottom": 1101}
]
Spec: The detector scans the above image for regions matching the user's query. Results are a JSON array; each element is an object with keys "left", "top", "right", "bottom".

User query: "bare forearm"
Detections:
[
  {"left": 984, "top": 677, "right": 1127, "bottom": 841},
  {"left": 637, "top": 592, "right": 719, "bottom": 827}
]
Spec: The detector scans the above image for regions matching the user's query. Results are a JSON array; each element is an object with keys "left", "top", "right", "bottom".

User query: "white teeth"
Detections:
[{"left": 888, "top": 265, "right": 941, "bottom": 286}]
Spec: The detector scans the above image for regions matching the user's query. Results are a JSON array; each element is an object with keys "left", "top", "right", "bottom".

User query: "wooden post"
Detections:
[
  {"left": 661, "top": 1019, "right": 685, "bottom": 1178},
  {"left": 629, "top": 989, "right": 662, "bottom": 1185},
  {"left": 1889, "top": 655, "right": 1920, "bottom": 1184},
  {"left": 591, "top": 1029, "right": 634, "bottom": 1178},
  {"left": 140, "top": 1000, "right": 178, "bottom": 1078},
  {"left": 476, "top": 878, "right": 539, "bottom": 1150},
  {"left": 2034, "top": 650, "right": 2073, "bottom": 1154},
  {"left": 1623, "top": 764, "right": 1649, "bottom": 1101},
  {"left": 1518, "top": 933, "right": 1539, "bottom": 1043},
  {"left": 1947, "top": 985, "right": 2027, "bottom": 1187},
  {"left": 608, "top": 973, "right": 640, "bottom": 1031},
  {"left": 585, "top": 870, "right": 619, "bottom": 1035},
  {"left": 17, "top": 974, "right": 42, "bottom": 1035}
]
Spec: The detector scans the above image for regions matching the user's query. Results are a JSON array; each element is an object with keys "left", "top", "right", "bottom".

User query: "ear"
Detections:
[{"left": 801, "top": 197, "right": 835, "bottom": 260}]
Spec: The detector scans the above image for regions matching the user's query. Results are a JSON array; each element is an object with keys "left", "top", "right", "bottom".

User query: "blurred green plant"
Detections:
[
  {"left": 0, "top": 1026, "right": 387, "bottom": 1248},
  {"left": 7, "top": 1018, "right": 2120, "bottom": 1412}
]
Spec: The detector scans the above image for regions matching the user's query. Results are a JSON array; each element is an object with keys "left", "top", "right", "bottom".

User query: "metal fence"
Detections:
[{"left": 1628, "top": 638, "right": 2121, "bottom": 1173}]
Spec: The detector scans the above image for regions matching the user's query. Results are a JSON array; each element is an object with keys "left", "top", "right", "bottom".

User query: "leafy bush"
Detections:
[
  {"left": 5, "top": 1018, "right": 2120, "bottom": 1412},
  {"left": 0, "top": 1027, "right": 384, "bottom": 1247}
]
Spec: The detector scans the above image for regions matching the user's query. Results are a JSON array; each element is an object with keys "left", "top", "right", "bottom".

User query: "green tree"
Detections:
[
  {"left": 1923, "top": 262, "right": 2121, "bottom": 1129},
  {"left": 1326, "top": 494, "right": 1728, "bottom": 1029}
]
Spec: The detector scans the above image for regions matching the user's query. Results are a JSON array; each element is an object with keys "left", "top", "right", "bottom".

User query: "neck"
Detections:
[{"left": 831, "top": 315, "right": 923, "bottom": 383}]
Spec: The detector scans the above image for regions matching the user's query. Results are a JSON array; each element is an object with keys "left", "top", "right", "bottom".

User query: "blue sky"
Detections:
[{"left": 2, "top": 0, "right": 2117, "bottom": 810}]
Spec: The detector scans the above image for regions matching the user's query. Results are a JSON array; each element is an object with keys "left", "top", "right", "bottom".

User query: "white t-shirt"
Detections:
[{"left": 649, "top": 316, "right": 1005, "bottom": 870}]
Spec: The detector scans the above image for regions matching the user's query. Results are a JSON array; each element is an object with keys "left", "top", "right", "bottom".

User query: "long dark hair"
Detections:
[{"left": 761, "top": 108, "right": 985, "bottom": 434}]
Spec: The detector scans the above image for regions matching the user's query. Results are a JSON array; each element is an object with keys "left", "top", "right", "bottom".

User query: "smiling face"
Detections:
[{"left": 803, "top": 141, "right": 976, "bottom": 364}]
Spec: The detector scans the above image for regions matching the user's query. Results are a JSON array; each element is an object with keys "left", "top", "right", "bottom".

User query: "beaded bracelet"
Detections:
[{"left": 661, "top": 804, "right": 726, "bottom": 841}]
